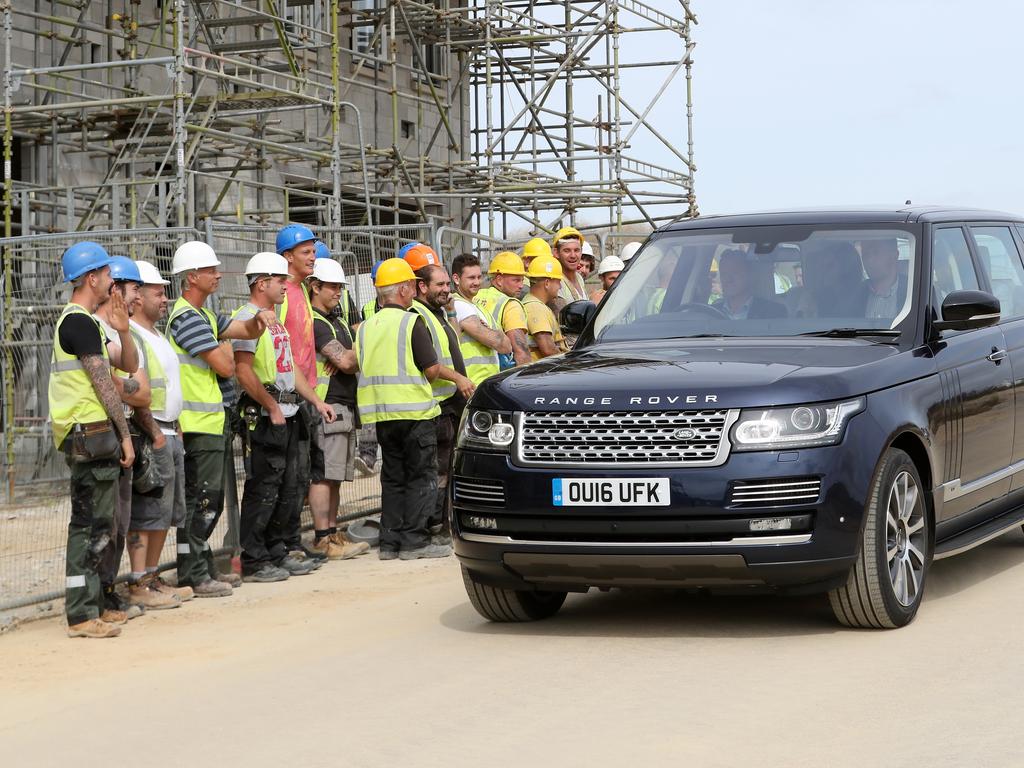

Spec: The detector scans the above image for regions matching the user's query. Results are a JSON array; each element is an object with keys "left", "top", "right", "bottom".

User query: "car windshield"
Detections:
[{"left": 592, "top": 225, "right": 918, "bottom": 342}]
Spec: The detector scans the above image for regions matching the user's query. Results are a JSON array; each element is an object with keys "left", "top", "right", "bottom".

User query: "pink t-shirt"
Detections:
[{"left": 282, "top": 279, "right": 316, "bottom": 385}]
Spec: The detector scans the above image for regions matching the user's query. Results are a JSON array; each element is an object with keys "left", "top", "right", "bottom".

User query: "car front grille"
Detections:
[
  {"left": 729, "top": 478, "right": 821, "bottom": 508},
  {"left": 514, "top": 409, "right": 737, "bottom": 467},
  {"left": 452, "top": 477, "right": 506, "bottom": 508}
]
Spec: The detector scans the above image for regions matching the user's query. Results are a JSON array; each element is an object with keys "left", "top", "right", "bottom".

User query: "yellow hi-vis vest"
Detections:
[
  {"left": 49, "top": 303, "right": 111, "bottom": 448},
  {"left": 312, "top": 307, "right": 337, "bottom": 400},
  {"left": 410, "top": 300, "right": 457, "bottom": 403},
  {"left": 231, "top": 303, "right": 282, "bottom": 387},
  {"left": 355, "top": 307, "right": 440, "bottom": 424},
  {"left": 362, "top": 298, "right": 377, "bottom": 320},
  {"left": 166, "top": 297, "right": 225, "bottom": 435},
  {"left": 474, "top": 285, "right": 516, "bottom": 331},
  {"left": 452, "top": 295, "right": 499, "bottom": 386},
  {"left": 129, "top": 327, "right": 166, "bottom": 413}
]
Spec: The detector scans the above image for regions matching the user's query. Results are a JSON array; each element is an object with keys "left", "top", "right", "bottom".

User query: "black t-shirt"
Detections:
[
  {"left": 313, "top": 313, "right": 358, "bottom": 408},
  {"left": 58, "top": 312, "right": 104, "bottom": 357},
  {"left": 380, "top": 304, "right": 438, "bottom": 371}
]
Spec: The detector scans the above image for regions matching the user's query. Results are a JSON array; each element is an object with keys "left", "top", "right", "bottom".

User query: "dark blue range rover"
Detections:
[{"left": 452, "top": 206, "right": 1024, "bottom": 628}]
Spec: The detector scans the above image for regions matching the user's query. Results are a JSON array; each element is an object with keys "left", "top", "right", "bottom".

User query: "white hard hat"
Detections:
[
  {"left": 620, "top": 241, "right": 642, "bottom": 261},
  {"left": 311, "top": 258, "right": 347, "bottom": 285},
  {"left": 171, "top": 241, "right": 221, "bottom": 274},
  {"left": 598, "top": 255, "right": 625, "bottom": 275},
  {"left": 134, "top": 260, "right": 169, "bottom": 285},
  {"left": 581, "top": 240, "right": 594, "bottom": 257},
  {"left": 245, "top": 251, "right": 290, "bottom": 277}
]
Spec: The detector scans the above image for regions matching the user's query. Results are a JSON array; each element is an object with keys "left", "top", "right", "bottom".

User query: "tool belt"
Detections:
[
  {"left": 264, "top": 386, "right": 300, "bottom": 405},
  {"left": 154, "top": 418, "right": 180, "bottom": 431},
  {"left": 69, "top": 420, "right": 121, "bottom": 464}
]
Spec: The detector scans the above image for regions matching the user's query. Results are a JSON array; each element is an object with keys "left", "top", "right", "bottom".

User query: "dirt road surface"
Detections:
[{"left": 4, "top": 532, "right": 1024, "bottom": 768}]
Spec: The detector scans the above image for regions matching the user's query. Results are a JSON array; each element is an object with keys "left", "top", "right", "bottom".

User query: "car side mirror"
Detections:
[
  {"left": 560, "top": 300, "right": 597, "bottom": 335},
  {"left": 932, "top": 289, "right": 1000, "bottom": 332}
]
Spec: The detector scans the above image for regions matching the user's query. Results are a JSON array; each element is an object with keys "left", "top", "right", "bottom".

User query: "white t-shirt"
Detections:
[
  {"left": 96, "top": 314, "right": 141, "bottom": 419},
  {"left": 453, "top": 294, "right": 493, "bottom": 327},
  {"left": 131, "top": 320, "right": 184, "bottom": 433}
]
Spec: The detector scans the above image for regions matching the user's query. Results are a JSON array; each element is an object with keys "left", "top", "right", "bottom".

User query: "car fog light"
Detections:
[
  {"left": 488, "top": 423, "right": 515, "bottom": 446},
  {"left": 749, "top": 517, "right": 793, "bottom": 532}
]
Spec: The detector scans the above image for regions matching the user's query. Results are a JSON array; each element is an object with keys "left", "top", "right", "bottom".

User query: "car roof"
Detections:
[{"left": 662, "top": 205, "right": 1024, "bottom": 231}]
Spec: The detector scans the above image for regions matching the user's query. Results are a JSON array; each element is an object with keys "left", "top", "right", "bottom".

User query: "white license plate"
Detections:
[{"left": 552, "top": 478, "right": 670, "bottom": 507}]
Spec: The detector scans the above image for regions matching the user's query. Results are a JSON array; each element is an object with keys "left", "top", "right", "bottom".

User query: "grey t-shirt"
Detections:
[{"left": 232, "top": 303, "right": 298, "bottom": 418}]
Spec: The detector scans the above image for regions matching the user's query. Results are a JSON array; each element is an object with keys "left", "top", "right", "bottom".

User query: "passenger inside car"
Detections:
[
  {"left": 784, "top": 240, "right": 864, "bottom": 318},
  {"left": 712, "top": 249, "right": 787, "bottom": 319}
]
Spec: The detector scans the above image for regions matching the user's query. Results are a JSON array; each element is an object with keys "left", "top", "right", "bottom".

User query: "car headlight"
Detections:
[
  {"left": 730, "top": 397, "right": 864, "bottom": 451},
  {"left": 457, "top": 409, "right": 516, "bottom": 452}
]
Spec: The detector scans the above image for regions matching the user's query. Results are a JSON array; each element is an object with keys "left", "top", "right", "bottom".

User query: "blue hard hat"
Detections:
[
  {"left": 108, "top": 256, "right": 143, "bottom": 283},
  {"left": 275, "top": 223, "right": 317, "bottom": 254},
  {"left": 396, "top": 242, "right": 422, "bottom": 260},
  {"left": 314, "top": 240, "right": 331, "bottom": 260},
  {"left": 61, "top": 241, "right": 113, "bottom": 283},
  {"left": 370, "top": 260, "right": 385, "bottom": 282}
]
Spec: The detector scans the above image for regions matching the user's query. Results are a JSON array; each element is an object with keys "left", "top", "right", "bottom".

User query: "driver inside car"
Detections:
[{"left": 711, "top": 249, "right": 787, "bottom": 320}]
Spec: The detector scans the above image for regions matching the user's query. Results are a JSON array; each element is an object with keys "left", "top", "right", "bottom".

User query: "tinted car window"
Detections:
[
  {"left": 932, "top": 227, "right": 979, "bottom": 304},
  {"left": 971, "top": 226, "right": 1024, "bottom": 320}
]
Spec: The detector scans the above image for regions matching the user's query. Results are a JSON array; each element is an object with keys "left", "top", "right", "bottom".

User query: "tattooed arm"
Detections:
[
  {"left": 507, "top": 328, "right": 531, "bottom": 366},
  {"left": 112, "top": 368, "right": 151, "bottom": 409},
  {"left": 320, "top": 339, "right": 358, "bottom": 374},
  {"left": 460, "top": 315, "right": 512, "bottom": 354},
  {"left": 132, "top": 407, "right": 167, "bottom": 450},
  {"left": 81, "top": 353, "right": 135, "bottom": 468}
]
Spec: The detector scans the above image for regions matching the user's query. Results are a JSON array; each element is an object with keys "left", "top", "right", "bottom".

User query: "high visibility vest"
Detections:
[
  {"left": 49, "top": 303, "right": 111, "bottom": 448},
  {"left": 354, "top": 307, "right": 440, "bottom": 424},
  {"left": 166, "top": 297, "right": 225, "bottom": 435},
  {"left": 362, "top": 298, "right": 377, "bottom": 320},
  {"left": 129, "top": 327, "right": 166, "bottom": 413},
  {"left": 474, "top": 286, "right": 514, "bottom": 330},
  {"left": 231, "top": 303, "right": 282, "bottom": 387},
  {"left": 410, "top": 300, "right": 457, "bottom": 403},
  {"left": 451, "top": 295, "right": 500, "bottom": 386},
  {"left": 312, "top": 308, "right": 337, "bottom": 400},
  {"left": 339, "top": 288, "right": 351, "bottom": 331}
]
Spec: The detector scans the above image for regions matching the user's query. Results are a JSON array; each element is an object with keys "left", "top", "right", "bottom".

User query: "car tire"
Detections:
[
  {"left": 828, "top": 448, "right": 931, "bottom": 629},
  {"left": 461, "top": 566, "right": 567, "bottom": 622}
]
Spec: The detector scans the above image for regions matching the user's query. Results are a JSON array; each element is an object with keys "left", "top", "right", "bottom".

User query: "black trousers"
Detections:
[
  {"left": 431, "top": 400, "right": 463, "bottom": 532},
  {"left": 376, "top": 418, "right": 438, "bottom": 552},
  {"left": 239, "top": 414, "right": 300, "bottom": 572}
]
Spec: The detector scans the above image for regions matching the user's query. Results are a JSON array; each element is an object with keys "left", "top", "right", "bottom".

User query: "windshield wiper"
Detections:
[{"left": 800, "top": 328, "right": 901, "bottom": 338}]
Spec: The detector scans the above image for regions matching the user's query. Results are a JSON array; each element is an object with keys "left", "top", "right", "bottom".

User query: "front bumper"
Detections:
[{"left": 452, "top": 440, "right": 874, "bottom": 594}]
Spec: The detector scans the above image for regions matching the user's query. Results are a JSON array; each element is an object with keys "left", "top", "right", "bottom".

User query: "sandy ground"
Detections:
[{"left": 3, "top": 531, "right": 1024, "bottom": 768}]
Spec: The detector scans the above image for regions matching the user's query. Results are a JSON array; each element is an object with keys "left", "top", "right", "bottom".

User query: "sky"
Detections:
[{"left": 689, "top": 0, "right": 1024, "bottom": 216}]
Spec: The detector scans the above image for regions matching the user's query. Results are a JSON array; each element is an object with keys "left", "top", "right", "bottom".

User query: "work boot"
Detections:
[
  {"left": 67, "top": 618, "right": 121, "bottom": 639},
  {"left": 104, "top": 586, "right": 144, "bottom": 620},
  {"left": 290, "top": 549, "right": 324, "bottom": 570},
  {"left": 210, "top": 570, "right": 242, "bottom": 588},
  {"left": 279, "top": 555, "right": 316, "bottom": 576},
  {"left": 190, "top": 577, "right": 233, "bottom": 598},
  {"left": 398, "top": 543, "right": 453, "bottom": 560},
  {"left": 242, "top": 564, "right": 290, "bottom": 583},
  {"left": 128, "top": 576, "right": 181, "bottom": 610},
  {"left": 100, "top": 608, "right": 128, "bottom": 625},
  {"left": 152, "top": 574, "right": 194, "bottom": 602},
  {"left": 298, "top": 544, "right": 328, "bottom": 563},
  {"left": 312, "top": 536, "right": 370, "bottom": 560},
  {"left": 378, "top": 549, "right": 399, "bottom": 561}
]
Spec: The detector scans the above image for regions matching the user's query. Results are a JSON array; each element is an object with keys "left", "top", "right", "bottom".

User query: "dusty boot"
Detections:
[
  {"left": 328, "top": 534, "right": 370, "bottom": 559},
  {"left": 128, "top": 574, "right": 181, "bottom": 610},
  {"left": 67, "top": 618, "right": 121, "bottom": 639},
  {"left": 152, "top": 574, "right": 194, "bottom": 602},
  {"left": 99, "top": 608, "right": 128, "bottom": 625}
]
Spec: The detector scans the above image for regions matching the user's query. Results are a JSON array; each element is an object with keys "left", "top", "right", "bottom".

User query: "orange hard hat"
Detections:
[{"left": 403, "top": 244, "right": 440, "bottom": 271}]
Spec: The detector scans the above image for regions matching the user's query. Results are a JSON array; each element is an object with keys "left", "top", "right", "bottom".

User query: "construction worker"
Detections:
[
  {"left": 523, "top": 254, "right": 570, "bottom": 361},
  {"left": 361, "top": 260, "right": 384, "bottom": 321},
  {"left": 168, "top": 240, "right": 276, "bottom": 598},
  {"left": 355, "top": 258, "right": 461, "bottom": 560},
  {"left": 550, "top": 226, "right": 588, "bottom": 314},
  {"left": 51, "top": 242, "right": 135, "bottom": 638},
  {"left": 314, "top": 239, "right": 360, "bottom": 332},
  {"left": 94, "top": 257, "right": 176, "bottom": 616},
  {"left": 307, "top": 257, "right": 370, "bottom": 560},
  {"left": 450, "top": 253, "right": 508, "bottom": 384},
  {"left": 475, "top": 251, "right": 531, "bottom": 369},
  {"left": 579, "top": 240, "right": 596, "bottom": 280},
  {"left": 127, "top": 260, "right": 193, "bottom": 608},
  {"left": 590, "top": 255, "right": 624, "bottom": 304},
  {"left": 404, "top": 246, "right": 475, "bottom": 543},
  {"left": 233, "top": 252, "right": 337, "bottom": 581},
  {"left": 520, "top": 237, "right": 552, "bottom": 274},
  {"left": 276, "top": 223, "right": 330, "bottom": 565},
  {"left": 620, "top": 241, "right": 642, "bottom": 262}
]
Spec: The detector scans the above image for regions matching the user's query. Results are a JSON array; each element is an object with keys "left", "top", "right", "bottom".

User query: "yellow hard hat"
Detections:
[
  {"left": 488, "top": 251, "right": 526, "bottom": 276},
  {"left": 551, "top": 226, "right": 583, "bottom": 249},
  {"left": 374, "top": 257, "right": 416, "bottom": 287},
  {"left": 522, "top": 237, "right": 553, "bottom": 260},
  {"left": 526, "top": 254, "right": 564, "bottom": 280}
]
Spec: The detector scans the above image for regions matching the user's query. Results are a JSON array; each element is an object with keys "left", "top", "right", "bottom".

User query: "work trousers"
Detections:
[
  {"left": 240, "top": 413, "right": 301, "bottom": 572},
  {"left": 178, "top": 412, "right": 231, "bottom": 586},
  {"left": 284, "top": 402, "right": 313, "bottom": 552},
  {"left": 64, "top": 456, "right": 120, "bottom": 626},
  {"left": 376, "top": 418, "right": 438, "bottom": 552},
  {"left": 431, "top": 400, "right": 463, "bottom": 533},
  {"left": 99, "top": 466, "right": 133, "bottom": 593}
]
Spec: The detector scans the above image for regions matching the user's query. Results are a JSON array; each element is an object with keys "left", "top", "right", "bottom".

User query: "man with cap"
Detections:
[
  {"left": 550, "top": 226, "right": 589, "bottom": 315},
  {"left": 127, "top": 260, "right": 193, "bottom": 608},
  {"left": 233, "top": 253, "right": 337, "bottom": 581},
  {"left": 405, "top": 246, "right": 475, "bottom": 543},
  {"left": 589, "top": 255, "right": 624, "bottom": 304},
  {"left": 475, "top": 251, "right": 531, "bottom": 368},
  {"left": 355, "top": 258, "right": 462, "bottom": 560},
  {"left": 51, "top": 242, "right": 135, "bottom": 638},
  {"left": 523, "top": 254, "right": 570, "bottom": 361},
  {"left": 307, "top": 257, "right": 371, "bottom": 560},
  {"left": 168, "top": 240, "right": 276, "bottom": 598},
  {"left": 450, "top": 253, "right": 508, "bottom": 385},
  {"left": 275, "top": 223, "right": 329, "bottom": 565}
]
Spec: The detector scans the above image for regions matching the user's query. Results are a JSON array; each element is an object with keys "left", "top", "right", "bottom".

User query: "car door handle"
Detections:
[{"left": 987, "top": 347, "right": 1008, "bottom": 363}]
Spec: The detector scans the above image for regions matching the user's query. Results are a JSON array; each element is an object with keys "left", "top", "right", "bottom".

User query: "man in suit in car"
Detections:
[
  {"left": 858, "top": 237, "right": 908, "bottom": 320},
  {"left": 713, "top": 249, "right": 788, "bottom": 320}
]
